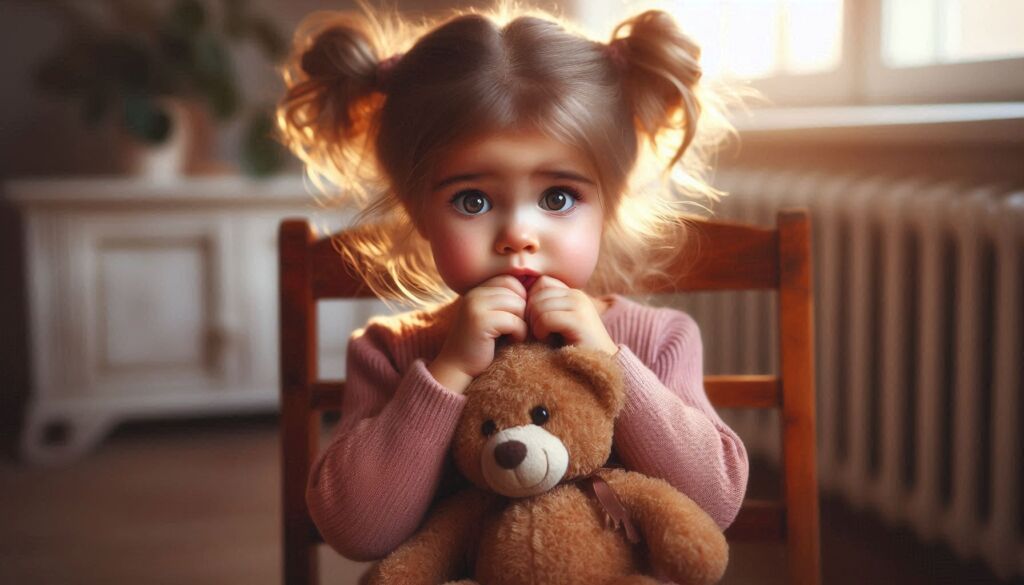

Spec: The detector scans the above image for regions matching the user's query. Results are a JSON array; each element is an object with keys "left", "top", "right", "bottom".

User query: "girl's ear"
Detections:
[{"left": 554, "top": 345, "right": 626, "bottom": 417}]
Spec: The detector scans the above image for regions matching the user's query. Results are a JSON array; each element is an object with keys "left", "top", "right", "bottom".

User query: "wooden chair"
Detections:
[{"left": 278, "top": 209, "right": 820, "bottom": 585}]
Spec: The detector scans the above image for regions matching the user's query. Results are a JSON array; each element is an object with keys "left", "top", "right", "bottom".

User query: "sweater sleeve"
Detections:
[
  {"left": 305, "top": 325, "right": 466, "bottom": 561},
  {"left": 611, "top": 310, "right": 749, "bottom": 530}
]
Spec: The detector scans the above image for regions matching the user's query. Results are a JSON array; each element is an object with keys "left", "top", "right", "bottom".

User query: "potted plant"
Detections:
[{"left": 31, "top": 0, "right": 288, "bottom": 177}]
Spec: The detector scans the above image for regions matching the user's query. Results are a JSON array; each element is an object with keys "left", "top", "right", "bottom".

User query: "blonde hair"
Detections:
[{"left": 278, "top": 3, "right": 737, "bottom": 310}]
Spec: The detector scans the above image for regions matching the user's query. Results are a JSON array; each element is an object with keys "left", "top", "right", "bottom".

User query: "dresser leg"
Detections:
[{"left": 20, "top": 408, "right": 115, "bottom": 465}]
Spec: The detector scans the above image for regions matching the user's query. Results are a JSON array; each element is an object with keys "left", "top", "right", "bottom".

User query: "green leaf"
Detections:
[{"left": 123, "top": 94, "right": 171, "bottom": 144}]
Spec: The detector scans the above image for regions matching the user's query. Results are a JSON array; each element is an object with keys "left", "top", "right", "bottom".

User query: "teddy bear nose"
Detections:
[{"left": 494, "top": 440, "right": 528, "bottom": 469}]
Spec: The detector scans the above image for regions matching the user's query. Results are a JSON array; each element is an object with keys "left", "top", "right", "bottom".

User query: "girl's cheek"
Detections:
[
  {"left": 433, "top": 230, "right": 488, "bottom": 293},
  {"left": 553, "top": 229, "right": 602, "bottom": 288}
]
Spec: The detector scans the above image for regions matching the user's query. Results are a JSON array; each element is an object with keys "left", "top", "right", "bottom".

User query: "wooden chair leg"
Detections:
[
  {"left": 280, "top": 220, "right": 321, "bottom": 585},
  {"left": 778, "top": 210, "right": 821, "bottom": 585}
]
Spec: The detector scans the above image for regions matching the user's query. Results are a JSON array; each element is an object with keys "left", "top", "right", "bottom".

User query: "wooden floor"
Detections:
[{"left": 0, "top": 415, "right": 1010, "bottom": 585}]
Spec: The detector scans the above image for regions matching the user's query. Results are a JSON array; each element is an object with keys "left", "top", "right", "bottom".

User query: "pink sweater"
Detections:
[{"left": 307, "top": 293, "right": 750, "bottom": 561}]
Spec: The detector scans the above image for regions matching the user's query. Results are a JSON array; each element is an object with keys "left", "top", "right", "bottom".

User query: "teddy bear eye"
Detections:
[
  {"left": 530, "top": 405, "right": 549, "bottom": 425},
  {"left": 481, "top": 420, "right": 497, "bottom": 437}
]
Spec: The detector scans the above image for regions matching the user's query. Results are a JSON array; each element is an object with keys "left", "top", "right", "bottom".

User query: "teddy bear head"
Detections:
[{"left": 451, "top": 342, "right": 626, "bottom": 498}]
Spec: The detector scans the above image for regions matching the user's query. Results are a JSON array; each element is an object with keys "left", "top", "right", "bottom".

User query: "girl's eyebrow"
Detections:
[
  {"left": 540, "top": 170, "right": 596, "bottom": 185},
  {"left": 432, "top": 170, "right": 596, "bottom": 191}
]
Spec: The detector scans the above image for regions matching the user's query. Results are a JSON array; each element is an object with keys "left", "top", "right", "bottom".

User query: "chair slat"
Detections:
[
  {"left": 311, "top": 381, "right": 344, "bottom": 411},
  {"left": 705, "top": 375, "right": 780, "bottom": 409},
  {"left": 644, "top": 220, "right": 779, "bottom": 293},
  {"left": 309, "top": 236, "right": 376, "bottom": 299},
  {"left": 725, "top": 499, "right": 787, "bottom": 541}
]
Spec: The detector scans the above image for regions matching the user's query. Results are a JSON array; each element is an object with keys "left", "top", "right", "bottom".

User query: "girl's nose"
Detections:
[{"left": 495, "top": 223, "right": 539, "bottom": 254}]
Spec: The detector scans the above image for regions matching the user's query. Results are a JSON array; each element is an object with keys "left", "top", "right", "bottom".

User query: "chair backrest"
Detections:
[{"left": 278, "top": 209, "right": 819, "bottom": 585}]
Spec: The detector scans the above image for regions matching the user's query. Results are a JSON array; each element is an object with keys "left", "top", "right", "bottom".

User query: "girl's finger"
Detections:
[
  {"left": 525, "top": 288, "right": 577, "bottom": 323},
  {"left": 492, "top": 312, "right": 529, "bottom": 342},
  {"left": 484, "top": 293, "right": 527, "bottom": 317},
  {"left": 474, "top": 285, "right": 529, "bottom": 302},
  {"left": 466, "top": 297, "right": 526, "bottom": 328},
  {"left": 526, "top": 296, "right": 574, "bottom": 324},
  {"left": 475, "top": 289, "right": 526, "bottom": 305},
  {"left": 479, "top": 274, "right": 528, "bottom": 298},
  {"left": 528, "top": 275, "right": 569, "bottom": 296},
  {"left": 525, "top": 285, "right": 572, "bottom": 303},
  {"left": 531, "top": 309, "right": 576, "bottom": 342}
]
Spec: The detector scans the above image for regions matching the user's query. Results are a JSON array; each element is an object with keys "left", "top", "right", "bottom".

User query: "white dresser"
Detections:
[{"left": 5, "top": 176, "right": 393, "bottom": 464}]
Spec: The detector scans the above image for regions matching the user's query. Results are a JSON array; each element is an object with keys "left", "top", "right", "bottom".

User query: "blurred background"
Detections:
[{"left": 1, "top": 1, "right": 1022, "bottom": 584}]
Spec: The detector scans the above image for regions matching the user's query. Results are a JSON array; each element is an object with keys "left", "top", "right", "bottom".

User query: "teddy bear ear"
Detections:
[{"left": 553, "top": 346, "right": 626, "bottom": 417}]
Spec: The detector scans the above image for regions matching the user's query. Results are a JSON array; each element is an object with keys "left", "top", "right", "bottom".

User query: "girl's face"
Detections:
[{"left": 417, "top": 128, "right": 605, "bottom": 296}]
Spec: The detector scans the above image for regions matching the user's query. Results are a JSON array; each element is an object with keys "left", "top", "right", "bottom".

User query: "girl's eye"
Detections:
[
  {"left": 451, "top": 190, "right": 491, "bottom": 216},
  {"left": 539, "top": 187, "right": 581, "bottom": 213},
  {"left": 530, "top": 405, "right": 549, "bottom": 425}
]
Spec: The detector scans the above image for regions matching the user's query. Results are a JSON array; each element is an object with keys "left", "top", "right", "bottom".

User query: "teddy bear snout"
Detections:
[
  {"left": 494, "top": 440, "right": 528, "bottom": 469},
  {"left": 481, "top": 425, "right": 570, "bottom": 498}
]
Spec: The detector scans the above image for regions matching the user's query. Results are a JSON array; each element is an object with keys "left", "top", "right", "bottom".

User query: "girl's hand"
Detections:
[
  {"left": 525, "top": 276, "right": 619, "bottom": 356},
  {"left": 428, "top": 275, "right": 529, "bottom": 394}
]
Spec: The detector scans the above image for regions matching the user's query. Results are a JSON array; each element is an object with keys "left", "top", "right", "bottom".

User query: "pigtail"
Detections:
[
  {"left": 591, "top": 10, "right": 746, "bottom": 300},
  {"left": 281, "top": 13, "right": 386, "bottom": 140},
  {"left": 277, "top": 11, "right": 401, "bottom": 207},
  {"left": 609, "top": 10, "right": 703, "bottom": 169},
  {"left": 300, "top": 31, "right": 377, "bottom": 134}
]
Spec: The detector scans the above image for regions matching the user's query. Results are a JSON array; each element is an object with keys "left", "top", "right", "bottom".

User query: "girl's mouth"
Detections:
[{"left": 516, "top": 275, "right": 539, "bottom": 290}]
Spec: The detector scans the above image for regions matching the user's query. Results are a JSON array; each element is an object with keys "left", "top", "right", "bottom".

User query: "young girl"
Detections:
[{"left": 277, "top": 3, "right": 748, "bottom": 564}]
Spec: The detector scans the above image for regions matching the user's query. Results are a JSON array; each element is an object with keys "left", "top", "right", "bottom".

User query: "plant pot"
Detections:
[{"left": 121, "top": 99, "right": 217, "bottom": 181}]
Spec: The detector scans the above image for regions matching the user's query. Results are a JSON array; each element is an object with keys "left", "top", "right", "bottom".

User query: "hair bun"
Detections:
[
  {"left": 611, "top": 10, "right": 704, "bottom": 166},
  {"left": 374, "top": 53, "right": 403, "bottom": 89},
  {"left": 300, "top": 26, "right": 375, "bottom": 80},
  {"left": 605, "top": 38, "right": 629, "bottom": 72},
  {"left": 278, "top": 15, "right": 383, "bottom": 148}
]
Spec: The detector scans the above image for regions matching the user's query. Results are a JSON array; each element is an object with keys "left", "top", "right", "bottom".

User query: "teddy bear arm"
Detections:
[
  {"left": 605, "top": 471, "right": 729, "bottom": 585},
  {"left": 366, "top": 488, "right": 495, "bottom": 585}
]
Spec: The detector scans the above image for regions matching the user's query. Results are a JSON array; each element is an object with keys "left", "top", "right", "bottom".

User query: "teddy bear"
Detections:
[{"left": 366, "top": 341, "right": 729, "bottom": 585}]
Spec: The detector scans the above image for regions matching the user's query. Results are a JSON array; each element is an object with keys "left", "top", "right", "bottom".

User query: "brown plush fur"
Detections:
[{"left": 367, "top": 342, "right": 728, "bottom": 585}]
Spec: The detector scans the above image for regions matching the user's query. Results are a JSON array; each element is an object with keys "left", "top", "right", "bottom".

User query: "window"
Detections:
[
  {"left": 578, "top": 0, "right": 1024, "bottom": 105},
  {"left": 866, "top": 0, "right": 1024, "bottom": 103},
  {"left": 672, "top": 0, "right": 844, "bottom": 79},
  {"left": 883, "top": 0, "right": 1024, "bottom": 67}
]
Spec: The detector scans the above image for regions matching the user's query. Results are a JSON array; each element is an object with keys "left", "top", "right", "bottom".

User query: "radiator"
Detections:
[{"left": 670, "top": 169, "right": 1024, "bottom": 580}]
